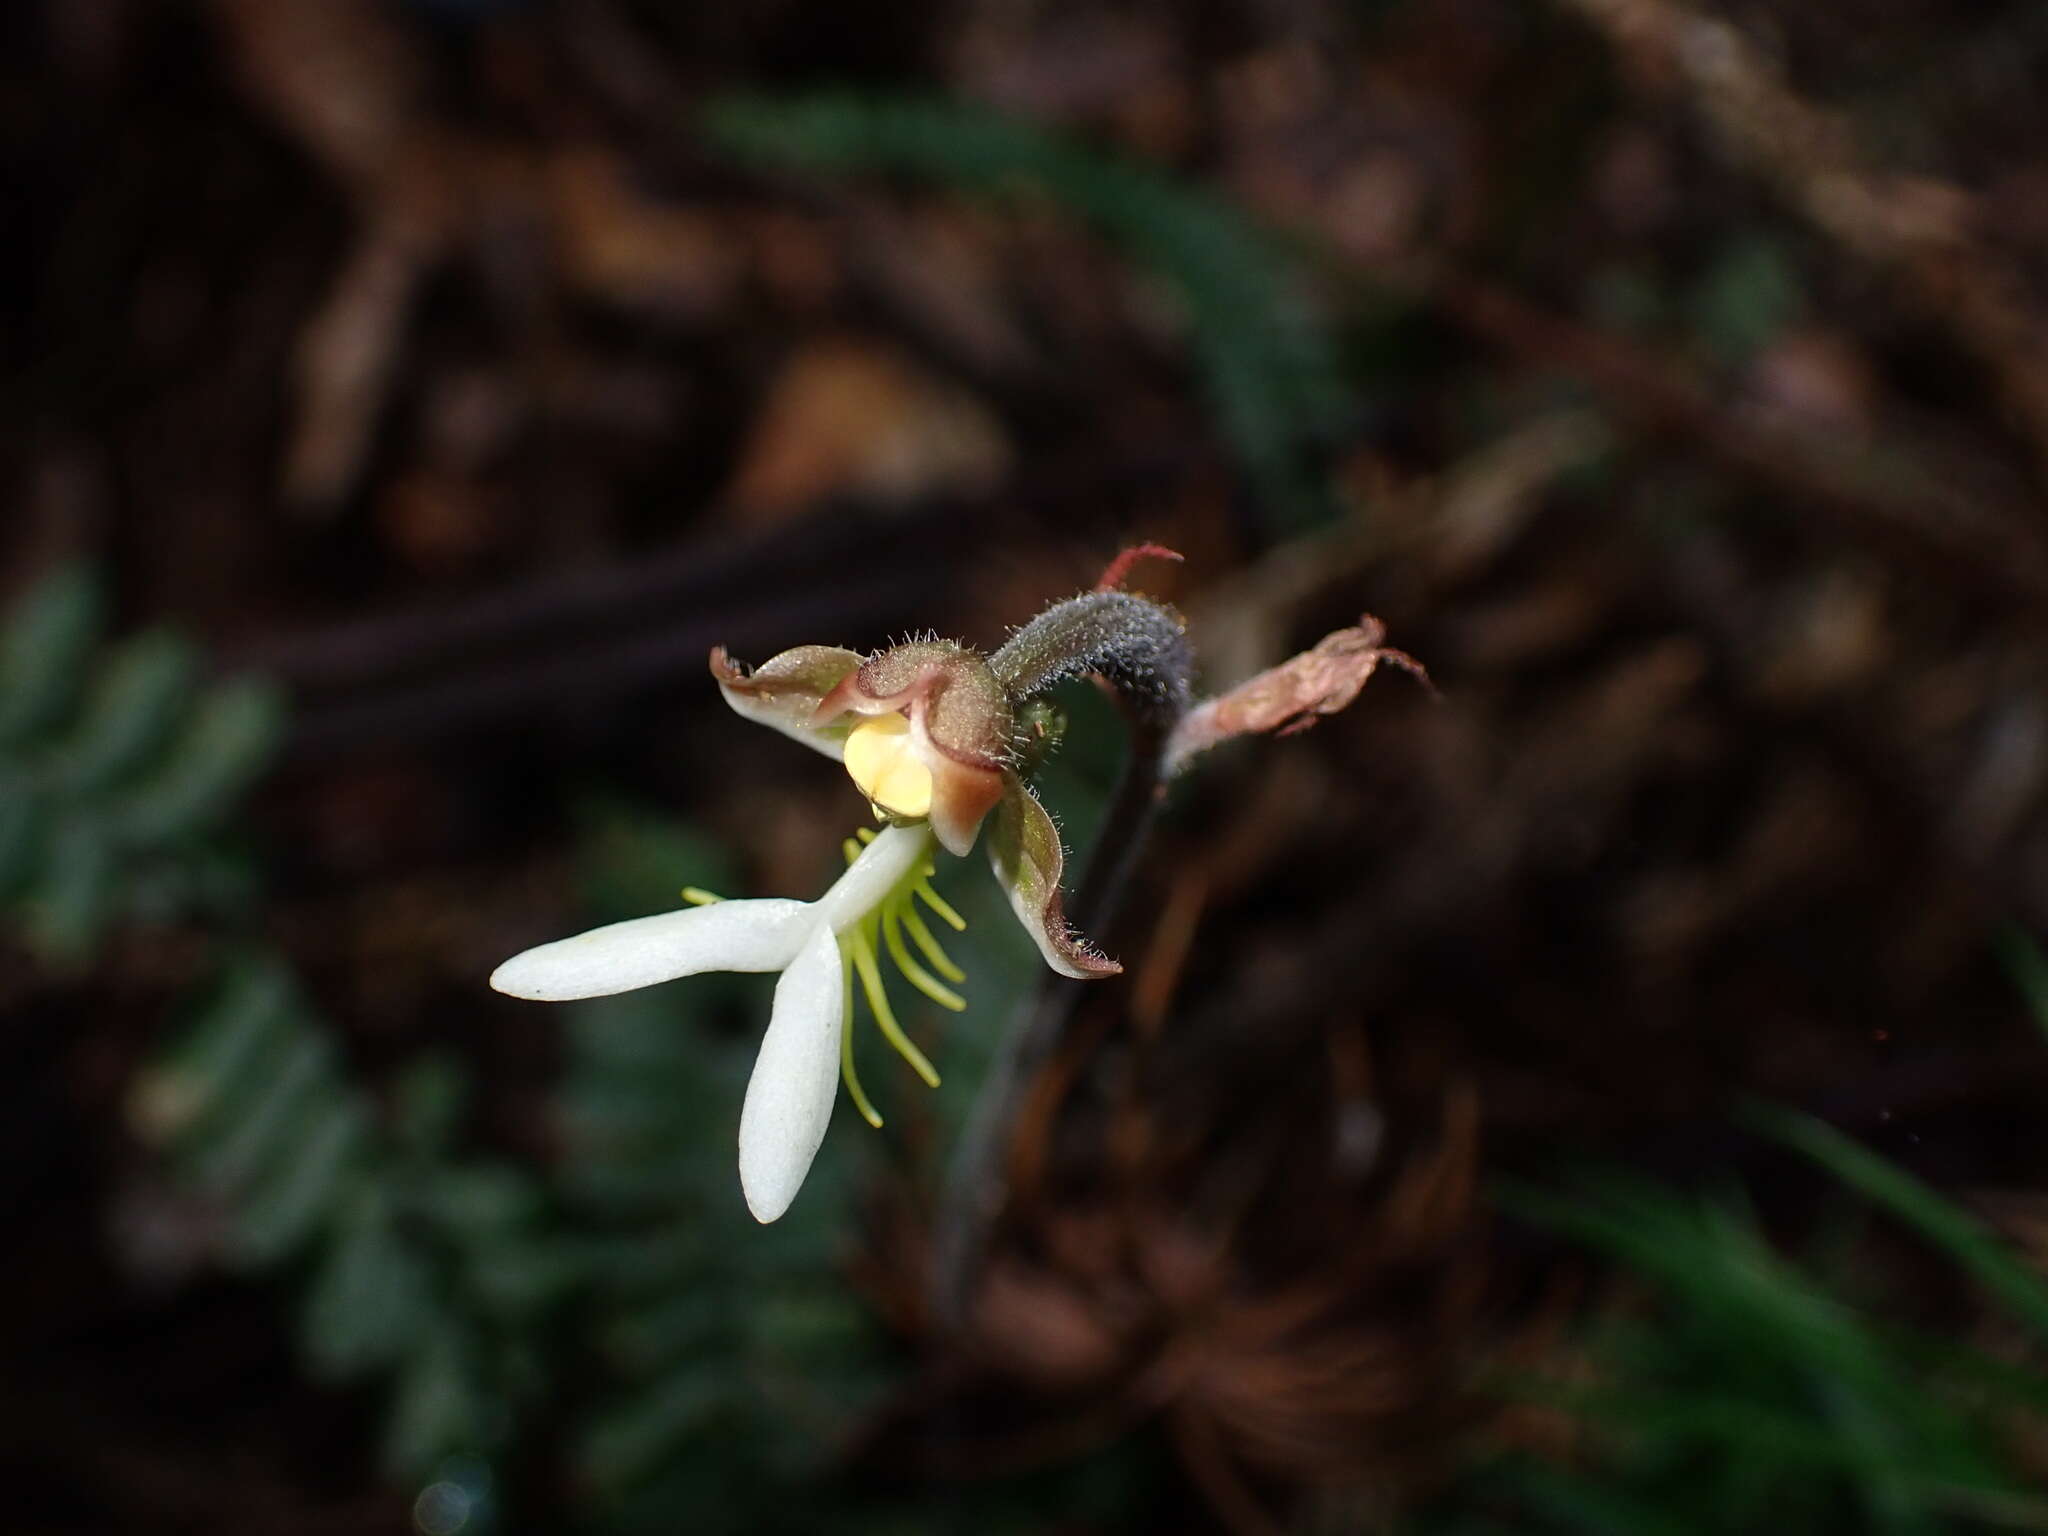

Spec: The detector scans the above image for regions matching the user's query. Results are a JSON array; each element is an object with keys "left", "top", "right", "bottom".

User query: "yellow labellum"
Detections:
[{"left": 842, "top": 712, "right": 933, "bottom": 819}]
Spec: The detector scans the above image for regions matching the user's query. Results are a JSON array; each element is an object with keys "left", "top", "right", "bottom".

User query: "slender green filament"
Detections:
[
  {"left": 883, "top": 904, "right": 965, "bottom": 1010},
  {"left": 849, "top": 916, "right": 941, "bottom": 1087},
  {"left": 833, "top": 826, "right": 969, "bottom": 1122},
  {"left": 913, "top": 875, "right": 966, "bottom": 932},
  {"left": 901, "top": 904, "right": 965, "bottom": 982},
  {"left": 838, "top": 957, "right": 882, "bottom": 1128}
]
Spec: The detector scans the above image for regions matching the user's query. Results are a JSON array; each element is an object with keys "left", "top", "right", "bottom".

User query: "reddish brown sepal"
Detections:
[
  {"left": 1164, "top": 615, "right": 1429, "bottom": 774},
  {"left": 711, "top": 644, "right": 865, "bottom": 759}
]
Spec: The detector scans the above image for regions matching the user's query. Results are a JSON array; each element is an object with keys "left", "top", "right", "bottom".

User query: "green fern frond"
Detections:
[
  {"left": 0, "top": 566, "right": 284, "bottom": 964},
  {"left": 132, "top": 956, "right": 571, "bottom": 1482},
  {"left": 0, "top": 564, "right": 105, "bottom": 746},
  {"left": 703, "top": 92, "right": 1352, "bottom": 528}
]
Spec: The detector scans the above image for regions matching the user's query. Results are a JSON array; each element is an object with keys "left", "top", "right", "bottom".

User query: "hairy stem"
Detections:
[{"left": 935, "top": 602, "right": 1189, "bottom": 1323}]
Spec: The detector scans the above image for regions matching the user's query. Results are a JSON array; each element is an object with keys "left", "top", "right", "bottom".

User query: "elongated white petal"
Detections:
[
  {"left": 812, "top": 823, "right": 932, "bottom": 933},
  {"left": 490, "top": 898, "right": 811, "bottom": 1001},
  {"left": 737, "top": 922, "right": 844, "bottom": 1222}
]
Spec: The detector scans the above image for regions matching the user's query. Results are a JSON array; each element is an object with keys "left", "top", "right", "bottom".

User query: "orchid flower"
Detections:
[
  {"left": 491, "top": 552, "right": 1417, "bottom": 1226},
  {"left": 492, "top": 632, "right": 1127, "bottom": 1222}
]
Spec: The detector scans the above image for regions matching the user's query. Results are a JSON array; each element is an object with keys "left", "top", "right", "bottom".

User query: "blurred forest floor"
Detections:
[{"left": 6, "top": 0, "right": 2048, "bottom": 1532}]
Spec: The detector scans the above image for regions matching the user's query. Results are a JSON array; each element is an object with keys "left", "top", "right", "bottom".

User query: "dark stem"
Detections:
[{"left": 933, "top": 643, "right": 1187, "bottom": 1327}]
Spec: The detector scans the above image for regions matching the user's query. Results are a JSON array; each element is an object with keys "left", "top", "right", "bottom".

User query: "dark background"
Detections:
[{"left": 5, "top": 0, "right": 2048, "bottom": 1531}]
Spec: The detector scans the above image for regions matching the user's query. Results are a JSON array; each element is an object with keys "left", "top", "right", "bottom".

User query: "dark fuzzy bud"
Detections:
[{"left": 989, "top": 591, "right": 1194, "bottom": 726}]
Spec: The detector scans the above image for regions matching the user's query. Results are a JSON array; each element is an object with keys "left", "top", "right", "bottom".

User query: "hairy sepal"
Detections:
[
  {"left": 987, "top": 776, "right": 1120, "bottom": 980},
  {"left": 711, "top": 644, "right": 864, "bottom": 758}
]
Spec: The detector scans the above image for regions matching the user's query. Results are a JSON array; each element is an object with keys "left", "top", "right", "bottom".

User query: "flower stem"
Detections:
[{"left": 932, "top": 713, "right": 1176, "bottom": 1324}]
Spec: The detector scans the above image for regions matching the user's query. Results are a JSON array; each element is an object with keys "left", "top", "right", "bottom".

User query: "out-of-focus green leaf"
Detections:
[
  {"left": 383, "top": 1329, "right": 491, "bottom": 1479},
  {"left": 0, "top": 565, "right": 561, "bottom": 1499},
  {"left": 0, "top": 564, "right": 102, "bottom": 745},
  {"left": 1746, "top": 1104, "right": 2048, "bottom": 1344},
  {"left": 581, "top": 1373, "right": 725, "bottom": 1497},
  {"left": 463, "top": 1240, "right": 576, "bottom": 1325},
  {"left": 0, "top": 569, "right": 286, "bottom": 961},
  {"left": 56, "top": 631, "right": 197, "bottom": 792},
  {"left": 1485, "top": 1139, "right": 2048, "bottom": 1536},
  {"left": 190, "top": 1029, "right": 334, "bottom": 1194},
  {"left": 118, "top": 678, "right": 285, "bottom": 841},
  {"left": 422, "top": 1165, "right": 542, "bottom": 1239},
  {"left": 230, "top": 1094, "right": 369, "bottom": 1266},
  {"left": 0, "top": 791, "right": 43, "bottom": 898},
  {"left": 1689, "top": 236, "right": 1803, "bottom": 366},
  {"left": 153, "top": 956, "right": 568, "bottom": 1485},
  {"left": 24, "top": 816, "right": 113, "bottom": 964},
  {"left": 303, "top": 1184, "right": 433, "bottom": 1380},
  {"left": 601, "top": 1293, "right": 727, "bottom": 1368},
  {"left": 1508, "top": 1457, "right": 1700, "bottom": 1536},
  {"left": 156, "top": 960, "right": 296, "bottom": 1125},
  {"left": 1996, "top": 926, "right": 2048, "bottom": 1042},
  {"left": 391, "top": 1053, "right": 471, "bottom": 1158}
]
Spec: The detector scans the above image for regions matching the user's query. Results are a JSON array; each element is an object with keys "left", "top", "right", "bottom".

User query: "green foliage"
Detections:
[
  {"left": 0, "top": 547, "right": 1137, "bottom": 1529},
  {"left": 557, "top": 795, "right": 1162, "bottom": 1535},
  {"left": 0, "top": 565, "right": 283, "bottom": 963},
  {"left": 132, "top": 957, "right": 573, "bottom": 1481},
  {"left": 561, "top": 985, "right": 884, "bottom": 1531},
  {"left": 1995, "top": 926, "right": 2048, "bottom": 1042},
  {"left": 703, "top": 91, "right": 1352, "bottom": 528},
  {"left": 19, "top": 567, "right": 2039, "bottom": 1531},
  {"left": 1462, "top": 1120, "right": 2048, "bottom": 1535},
  {"left": 0, "top": 565, "right": 558, "bottom": 1490},
  {"left": 1687, "top": 236, "right": 1804, "bottom": 367},
  {"left": 1747, "top": 1104, "right": 2048, "bottom": 1347}
]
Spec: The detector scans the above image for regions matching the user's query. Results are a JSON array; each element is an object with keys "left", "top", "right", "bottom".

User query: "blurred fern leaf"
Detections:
[
  {"left": 133, "top": 956, "right": 571, "bottom": 1481},
  {"left": 703, "top": 91, "right": 1352, "bottom": 528},
  {"left": 0, "top": 565, "right": 283, "bottom": 964}
]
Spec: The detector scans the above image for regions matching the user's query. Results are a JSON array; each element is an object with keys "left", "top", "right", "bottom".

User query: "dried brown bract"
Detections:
[{"left": 1167, "top": 615, "right": 1430, "bottom": 773}]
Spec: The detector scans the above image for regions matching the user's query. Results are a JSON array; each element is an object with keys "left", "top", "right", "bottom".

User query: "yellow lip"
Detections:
[{"left": 842, "top": 712, "right": 934, "bottom": 819}]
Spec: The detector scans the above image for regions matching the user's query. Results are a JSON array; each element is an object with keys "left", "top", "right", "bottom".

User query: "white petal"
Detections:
[
  {"left": 737, "top": 922, "right": 844, "bottom": 1222},
  {"left": 490, "top": 898, "right": 812, "bottom": 1001},
  {"left": 811, "top": 823, "right": 932, "bottom": 933}
]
